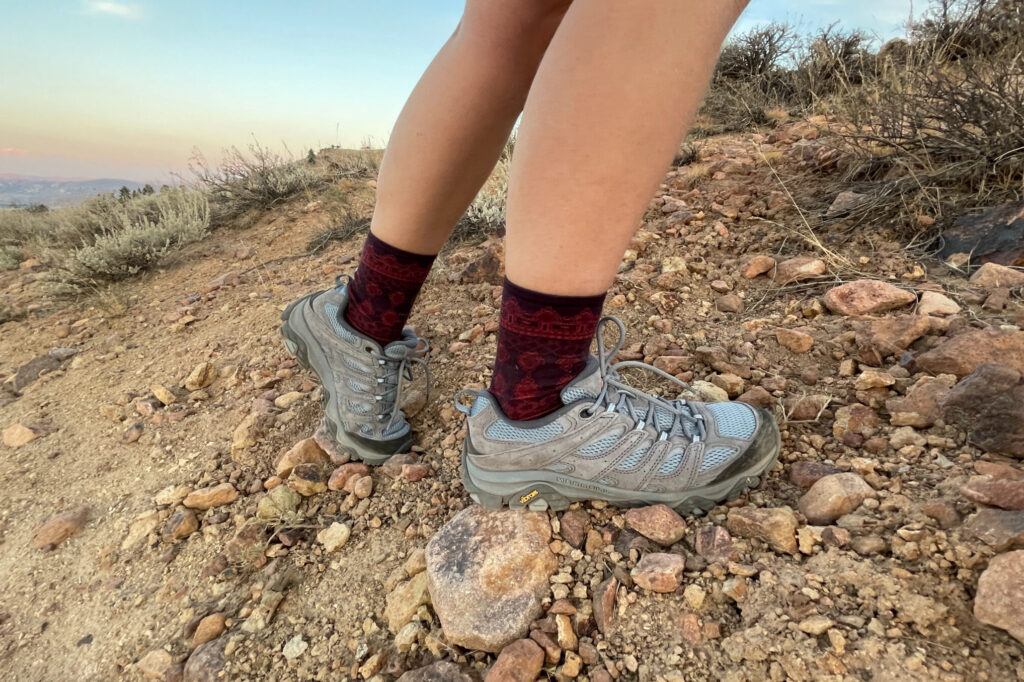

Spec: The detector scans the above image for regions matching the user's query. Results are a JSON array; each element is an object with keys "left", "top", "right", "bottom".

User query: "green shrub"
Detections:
[{"left": 0, "top": 244, "right": 22, "bottom": 270}]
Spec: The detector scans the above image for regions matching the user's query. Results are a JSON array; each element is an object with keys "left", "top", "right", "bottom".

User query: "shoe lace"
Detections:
[
  {"left": 369, "top": 337, "right": 431, "bottom": 433},
  {"left": 589, "top": 316, "right": 706, "bottom": 443}
]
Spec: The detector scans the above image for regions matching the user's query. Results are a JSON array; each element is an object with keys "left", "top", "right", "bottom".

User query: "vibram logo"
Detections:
[{"left": 519, "top": 490, "right": 540, "bottom": 505}]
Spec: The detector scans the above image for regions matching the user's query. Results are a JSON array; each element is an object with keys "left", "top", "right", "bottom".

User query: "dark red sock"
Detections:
[
  {"left": 490, "top": 279, "right": 605, "bottom": 421},
  {"left": 343, "top": 232, "right": 436, "bottom": 346}
]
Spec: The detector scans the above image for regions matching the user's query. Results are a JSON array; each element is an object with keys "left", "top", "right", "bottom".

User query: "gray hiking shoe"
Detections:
[
  {"left": 279, "top": 278, "right": 429, "bottom": 464},
  {"left": 458, "top": 316, "right": 779, "bottom": 513}
]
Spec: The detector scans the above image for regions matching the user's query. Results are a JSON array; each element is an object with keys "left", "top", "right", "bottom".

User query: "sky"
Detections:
[{"left": 0, "top": 0, "right": 924, "bottom": 183}]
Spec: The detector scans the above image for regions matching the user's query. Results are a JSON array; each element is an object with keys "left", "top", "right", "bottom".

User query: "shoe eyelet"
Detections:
[{"left": 579, "top": 408, "right": 594, "bottom": 419}]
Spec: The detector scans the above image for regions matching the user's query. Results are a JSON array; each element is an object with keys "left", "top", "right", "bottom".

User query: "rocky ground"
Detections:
[{"left": 2, "top": 121, "right": 1024, "bottom": 681}]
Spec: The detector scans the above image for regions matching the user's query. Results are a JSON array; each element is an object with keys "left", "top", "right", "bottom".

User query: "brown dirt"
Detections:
[{"left": 1, "top": 122, "right": 1023, "bottom": 681}]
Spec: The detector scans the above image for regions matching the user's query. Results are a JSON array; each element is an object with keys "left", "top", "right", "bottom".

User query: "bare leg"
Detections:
[
  {"left": 370, "top": 0, "right": 572, "bottom": 255},
  {"left": 506, "top": 0, "right": 749, "bottom": 295}
]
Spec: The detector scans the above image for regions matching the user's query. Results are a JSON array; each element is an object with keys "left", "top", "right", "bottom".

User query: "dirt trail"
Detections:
[{"left": 1, "top": 124, "right": 1023, "bottom": 681}]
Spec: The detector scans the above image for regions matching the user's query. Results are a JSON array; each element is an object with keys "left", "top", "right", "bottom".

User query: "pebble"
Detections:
[
  {"left": 183, "top": 483, "right": 238, "bottom": 510},
  {"left": 683, "top": 584, "right": 706, "bottom": 610},
  {"left": 726, "top": 507, "right": 798, "bottom": 555},
  {"left": 287, "top": 463, "right": 327, "bottom": 496},
  {"left": 32, "top": 506, "right": 89, "bottom": 549},
  {"left": 773, "top": 257, "right": 826, "bottom": 285},
  {"left": 256, "top": 484, "right": 301, "bottom": 520},
  {"left": 740, "top": 255, "right": 776, "bottom": 279},
  {"left": 136, "top": 649, "right": 177, "bottom": 680},
  {"left": 485, "top": 639, "right": 545, "bottom": 682},
  {"left": 559, "top": 509, "right": 591, "bottom": 549},
  {"left": 183, "top": 362, "right": 216, "bottom": 391},
  {"left": 798, "top": 473, "right": 877, "bottom": 524},
  {"left": 3, "top": 423, "right": 44, "bottom": 448},
  {"left": 776, "top": 328, "right": 814, "bottom": 354},
  {"left": 191, "top": 613, "right": 226, "bottom": 648},
  {"left": 154, "top": 484, "right": 192, "bottom": 507},
  {"left": 122, "top": 510, "right": 161, "bottom": 550},
  {"left": 631, "top": 552, "right": 686, "bottom": 593},
  {"left": 426, "top": 506, "right": 557, "bottom": 652},
  {"left": 151, "top": 384, "right": 177, "bottom": 405},
  {"left": 695, "top": 525, "right": 739, "bottom": 563},
  {"left": 273, "top": 391, "right": 304, "bottom": 409},
  {"left": 822, "top": 280, "right": 916, "bottom": 316},
  {"left": 974, "top": 550, "right": 1024, "bottom": 644},
  {"left": 183, "top": 639, "right": 225, "bottom": 681},
  {"left": 164, "top": 508, "right": 199, "bottom": 541},
  {"left": 716, "top": 294, "right": 745, "bottom": 313},
  {"left": 397, "top": 662, "right": 474, "bottom": 682},
  {"left": 789, "top": 461, "right": 841, "bottom": 489},
  {"left": 281, "top": 634, "right": 308, "bottom": 660},
  {"left": 328, "top": 462, "right": 370, "bottom": 491},
  {"left": 593, "top": 577, "right": 618, "bottom": 634},
  {"left": 276, "top": 438, "right": 330, "bottom": 478},
  {"left": 316, "top": 522, "right": 351, "bottom": 552},
  {"left": 624, "top": 504, "right": 686, "bottom": 546},
  {"left": 798, "top": 616, "right": 834, "bottom": 635},
  {"left": 385, "top": 571, "right": 430, "bottom": 633},
  {"left": 918, "top": 291, "right": 960, "bottom": 316}
]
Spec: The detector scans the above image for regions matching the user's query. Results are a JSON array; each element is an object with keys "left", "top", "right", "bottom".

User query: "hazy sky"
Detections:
[{"left": 1, "top": 1, "right": 922, "bottom": 182}]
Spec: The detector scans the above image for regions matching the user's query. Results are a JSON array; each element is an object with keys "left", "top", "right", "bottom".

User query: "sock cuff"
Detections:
[
  {"left": 365, "top": 232, "right": 437, "bottom": 267},
  {"left": 501, "top": 278, "right": 607, "bottom": 309}
]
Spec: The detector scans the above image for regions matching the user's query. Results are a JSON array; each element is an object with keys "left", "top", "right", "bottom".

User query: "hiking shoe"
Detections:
[
  {"left": 279, "top": 278, "right": 429, "bottom": 464},
  {"left": 457, "top": 316, "right": 779, "bottom": 513}
]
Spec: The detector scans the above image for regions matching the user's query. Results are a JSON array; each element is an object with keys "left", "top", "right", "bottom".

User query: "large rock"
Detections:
[
  {"left": 798, "top": 473, "right": 877, "bottom": 524},
  {"left": 773, "top": 257, "right": 826, "bottom": 285},
  {"left": 485, "top": 639, "right": 545, "bottom": 682},
  {"left": 885, "top": 375, "right": 955, "bottom": 427},
  {"left": 962, "top": 477, "right": 1024, "bottom": 511},
  {"left": 855, "top": 315, "right": 932, "bottom": 363},
  {"left": 183, "top": 639, "right": 226, "bottom": 682},
  {"left": 964, "top": 509, "right": 1024, "bottom": 552},
  {"left": 426, "top": 506, "right": 557, "bottom": 652},
  {"left": 938, "top": 201, "right": 1024, "bottom": 267},
  {"left": 916, "top": 330, "right": 1024, "bottom": 377},
  {"left": 385, "top": 571, "right": 431, "bottom": 633},
  {"left": 823, "top": 280, "right": 916, "bottom": 316},
  {"left": 624, "top": 505, "right": 686, "bottom": 546},
  {"left": 974, "top": 550, "right": 1024, "bottom": 644},
  {"left": 941, "top": 363, "right": 1024, "bottom": 457},
  {"left": 970, "top": 262, "right": 1024, "bottom": 288},
  {"left": 726, "top": 507, "right": 798, "bottom": 555}
]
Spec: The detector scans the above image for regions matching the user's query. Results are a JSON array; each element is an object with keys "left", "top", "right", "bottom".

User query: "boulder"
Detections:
[{"left": 426, "top": 506, "right": 557, "bottom": 652}]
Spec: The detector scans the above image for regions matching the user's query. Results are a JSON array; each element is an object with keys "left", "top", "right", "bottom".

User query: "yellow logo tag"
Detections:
[{"left": 519, "top": 490, "right": 539, "bottom": 505}]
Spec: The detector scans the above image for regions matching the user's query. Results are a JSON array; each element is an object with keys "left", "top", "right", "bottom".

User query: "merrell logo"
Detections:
[
  {"left": 519, "top": 490, "right": 539, "bottom": 504},
  {"left": 555, "top": 476, "right": 608, "bottom": 493}
]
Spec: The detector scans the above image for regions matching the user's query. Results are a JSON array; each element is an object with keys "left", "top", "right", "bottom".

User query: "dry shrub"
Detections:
[
  {"left": 191, "top": 142, "right": 327, "bottom": 226},
  {"left": 454, "top": 140, "right": 512, "bottom": 240}
]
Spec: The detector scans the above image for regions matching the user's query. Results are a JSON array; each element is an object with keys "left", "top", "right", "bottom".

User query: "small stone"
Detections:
[
  {"left": 151, "top": 384, "right": 177, "bottom": 406},
  {"left": 826, "top": 190, "right": 870, "bottom": 217},
  {"left": 555, "top": 613, "right": 578, "bottom": 650},
  {"left": 191, "top": 613, "right": 226, "bottom": 648},
  {"left": 737, "top": 386, "right": 774, "bottom": 408},
  {"left": 631, "top": 552, "right": 686, "bottom": 593},
  {"left": 276, "top": 438, "right": 330, "bottom": 478},
  {"left": 256, "top": 484, "right": 301, "bottom": 520},
  {"left": 282, "top": 634, "right": 308, "bottom": 660},
  {"left": 716, "top": 295, "right": 745, "bottom": 314},
  {"left": 921, "top": 501, "right": 961, "bottom": 530},
  {"left": 183, "top": 362, "right": 215, "bottom": 391},
  {"left": 154, "top": 484, "right": 191, "bottom": 507},
  {"left": 353, "top": 475, "right": 374, "bottom": 499},
  {"left": 3, "top": 423, "right": 44, "bottom": 448},
  {"left": 122, "top": 510, "right": 161, "bottom": 550},
  {"left": 798, "top": 473, "right": 877, "bottom": 525},
  {"left": 397, "top": 662, "right": 474, "bottom": 682},
  {"left": 317, "top": 522, "right": 351, "bottom": 552},
  {"left": 774, "top": 257, "right": 826, "bottom": 285},
  {"left": 832, "top": 404, "right": 879, "bottom": 443},
  {"left": 790, "top": 461, "right": 841, "bottom": 489},
  {"left": 679, "top": 613, "right": 703, "bottom": 645},
  {"left": 559, "top": 509, "right": 591, "bottom": 549},
  {"left": 137, "top": 649, "right": 175, "bottom": 680},
  {"left": 695, "top": 525, "right": 738, "bottom": 563},
  {"left": 918, "top": 291, "right": 960, "bottom": 316},
  {"left": 426, "top": 507, "right": 557, "bottom": 652},
  {"left": 394, "top": 621, "right": 425, "bottom": 652},
  {"left": 741, "top": 255, "right": 776, "bottom": 279},
  {"left": 164, "top": 508, "right": 199, "bottom": 541},
  {"left": 486, "top": 639, "right": 545, "bottom": 682},
  {"left": 962, "top": 478, "right": 1024, "bottom": 511},
  {"left": 886, "top": 376, "right": 954, "bottom": 428},
  {"left": 624, "top": 504, "right": 686, "bottom": 546},
  {"left": 183, "top": 483, "right": 237, "bottom": 510},
  {"left": 328, "top": 462, "right": 370, "bottom": 491},
  {"left": 823, "top": 280, "right": 916, "bottom": 316},
  {"left": 776, "top": 328, "right": 814, "bottom": 354},
  {"left": 385, "top": 571, "right": 431, "bottom": 633},
  {"left": 850, "top": 535, "right": 887, "bottom": 555},
  {"left": 32, "top": 506, "right": 89, "bottom": 549},
  {"left": 722, "top": 577, "right": 748, "bottom": 601},
  {"left": 799, "top": 616, "right": 834, "bottom": 635},
  {"left": 561, "top": 651, "right": 583, "bottom": 678},
  {"left": 274, "top": 391, "right": 304, "bottom": 409},
  {"left": 652, "top": 356, "right": 692, "bottom": 375},
  {"left": 687, "top": 381, "right": 728, "bottom": 403},
  {"left": 726, "top": 507, "right": 798, "bottom": 555},
  {"left": 683, "top": 584, "right": 706, "bottom": 610},
  {"left": 970, "top": 262, "right": 1024, "bottom": 289},
  {"left": 288, "top": 463, "right": 327, "bottom": 496},
  {"left": 854, "top": 369, "right": 895, "bottom": 390},
  {"left": 593, "top": 578, "right": 618, "bottom": 634},
  {"left": 974, "top": 550, "right": 1024, "bottom": 644},
  {"left": 183, "top": 639, "right": 225, "bottom": 682}
]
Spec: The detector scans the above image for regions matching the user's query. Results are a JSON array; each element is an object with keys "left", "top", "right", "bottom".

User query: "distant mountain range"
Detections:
[{"left": 0, "top": 174, "right": 145, "bottom": 207}]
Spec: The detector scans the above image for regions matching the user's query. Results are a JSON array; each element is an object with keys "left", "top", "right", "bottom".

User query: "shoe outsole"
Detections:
[
  {"left": 460, "top": 424, "right": 781, "bottom": 515},
  {"left": 279, "top": 295, "right": 410, "bottom": 466}
]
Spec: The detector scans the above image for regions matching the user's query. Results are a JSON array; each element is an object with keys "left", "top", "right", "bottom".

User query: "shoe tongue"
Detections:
[{"left": 560, "top": 356, "right": 603, "bottom": 405}]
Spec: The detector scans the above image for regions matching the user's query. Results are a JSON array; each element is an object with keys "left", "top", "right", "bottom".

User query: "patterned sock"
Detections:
[
  {"left": 490, "top": 278, "right": 605, "bottom": 421},
  {"left": 343, "top": 232, "right": 436, "bottom": 346}
]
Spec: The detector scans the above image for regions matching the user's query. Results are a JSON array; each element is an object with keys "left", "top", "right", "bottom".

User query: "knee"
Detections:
[{"left": 460, "top": 0, "right": 572, "bottom": 38}]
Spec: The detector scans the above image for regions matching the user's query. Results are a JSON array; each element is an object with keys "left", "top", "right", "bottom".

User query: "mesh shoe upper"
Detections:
[
  {"left": 301, "top": 281, "right": 428, "bottom": 442},
  {"left": 461, "top": 316, "right": 775, "bottom": 493}
]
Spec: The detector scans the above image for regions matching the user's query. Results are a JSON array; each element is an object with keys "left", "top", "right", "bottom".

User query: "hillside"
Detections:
[
  {"left": 0, "top": 174, "right": 145, "bottom": 207},
  {"left": 1, "top": 123, "right": 1023, "bottom": 682}
]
